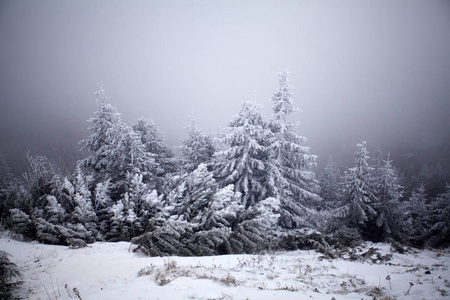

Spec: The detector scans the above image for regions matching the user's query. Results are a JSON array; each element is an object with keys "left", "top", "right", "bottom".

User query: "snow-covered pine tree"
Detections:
[
  {"left": 426, "top": 184, "right": 450, "bottom": 247},
  {"left": 105, "top": 200, "right": 125, "bottom": 242},
  {"left": 130, "top": 170, "right": 199, "bottom": 255},
  {"left": 119, "top": 172, "right": 161, "bottom": 238},
  {"left": 21, "top": 153, "right": 62, "bottom": 212},
  {"left": 60, "top": 177, "right": 76, "bottom": 213},
  {"left": 0, "top": 154, "right": 14, "bottom": 218},
  {"left": 180, "top": 116, "right": 216, "bottom": 172},
  {"left": 133, "top": 219, "right": 195, "bottom": 256},
  {"left": 372, "top": 154, "right": 405, "bottom": 242},
  {"left": 319, "top": 156, "right": 342, "bottom": 209},
  {"left": 370, "top": 145, "right": 384, "bottom": 195},
  {"left": 70, "top": 167, "right": 98, "bottom": 238},
  {"left": 268, "top": 71, "right": 321, "bottom": 228},
  {"left": 188, "top": 185, "right": 243, "bottom": 255},
  {"left": 56, "top": 172, "right": 97, "bottom": 243},
  {"left": 131, "top": 165, "right": 229, "bottom": 256},
  {"left": 93, "top": 179, "right": 113, "bottom": 235},
  {"left": 228, "top": 197, "right": 281, "bottom": 253},
  {"left": 404, "top": 182, "right": 428, "bottom": 245},
  {"left": 9, "top": 208, "right": 34, "bottom": 239},
  {"left": 44, "top": 195, "right": 65, "bottom": 225},
  {"left": 337, "top": 142, "right": 377, "bottom": 236},
  {"left": 79, "top": 86, "right": 155, "bottom": 198},
  {"left": 133, "top": 117, "right": 175, "bottom": 188},
  {"left": 0, "top": 250, "right": 23, "bottom": 299},
  {"left": 205, "top": 184, "right": 243, "bottom": 230},
  {"left": 79, "top": 85, "right": 123, "bottom": 179},
  {"left": 213, "top": 100, "right": 271, "bottom": 207},
  {"left": 35, "top": 216, "right": 61, "bottom": 244},
  {"left": 112, "top": 125, "right": 155, "bottom": 179},
  {"left": 372, "top": 145, "right": 384, "bottom": 172},
  {"left": 176, "top": 163, "right": 217, "bottom": 223},
  {"left": 0, "top": 154, "right": 13, "bottom": 187}
]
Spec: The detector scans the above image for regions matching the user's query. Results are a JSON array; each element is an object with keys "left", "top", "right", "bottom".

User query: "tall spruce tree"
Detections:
[{"left": 268, "top": 71, "right": 321, "bottom": 228}]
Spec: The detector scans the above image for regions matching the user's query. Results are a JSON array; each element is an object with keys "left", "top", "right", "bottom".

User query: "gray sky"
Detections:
[{"left": 1, "top": 0, "right": 449, "bottom": 172}]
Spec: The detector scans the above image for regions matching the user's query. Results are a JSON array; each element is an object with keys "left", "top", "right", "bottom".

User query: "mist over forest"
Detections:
[{"left": 1, "top": 0, "right": 449, "bottom": 174}]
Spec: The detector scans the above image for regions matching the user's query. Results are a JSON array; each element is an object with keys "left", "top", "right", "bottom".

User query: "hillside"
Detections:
[{"left": 1, "top": 236, "right": 449, "bottom": 300}]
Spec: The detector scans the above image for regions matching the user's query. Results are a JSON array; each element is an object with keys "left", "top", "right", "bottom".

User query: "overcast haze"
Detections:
[{"left": 1, "top": 0, "right": 449, "bottom": 172}]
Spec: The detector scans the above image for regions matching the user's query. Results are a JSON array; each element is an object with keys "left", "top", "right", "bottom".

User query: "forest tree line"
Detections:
[{"left": 0, "top": 72, "right": 449, "bottom": 256}]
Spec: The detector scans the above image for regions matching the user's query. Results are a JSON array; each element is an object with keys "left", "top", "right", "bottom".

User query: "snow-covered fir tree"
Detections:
[
  {"left": 21, "top": 153, "right": 62, "bottom": 211},
  {"left": 227, "top": 196, "right": 281, "bottom": 253},
  {"left": 133, "top": 117, "right": 176, "bottom": 183},
  {"left": 319, "top": 156, "right": 342, "bottom": 209},
  {"left": 79, "top": 86, "right": 155, "bottom": 197},
  {"left": 268, "top": 71, "right": 321, "bottom": 228},
  {"left": 79, "top": 85, "right": 123, "bottom": 179},
  {"left": 206, "top": 184, "right": 243, "bottom": 230},
  {"left": 0, "top": 250, "right": 22, "bottom": 299},
  {"left": 93, "top": 179, "right": 112, "bottom": 235},
  {"left": 106, "top": 200, "right": 125, "bottom": 242},
  {"left": 426, "top": 184, "right": 450, "bottom": 247},
  {"left": 213, "top": 100, "right": 272, "bottom": 207},
  {"left": 187, "top": 185, "right": 243, "bottom": 255},
  {"left": 0, "top": 154, "right": 15, "bottom": 219},
  {"left": 167, "top": 163, "right": 217, "bottom": 223},
  {"left": 69, "top": 167, "right": 98, "bottom": 240},
  {"left": 371, "top": 145, "right": 384, "bottom": 171},
  {"left": 404, "top": 182, "right": 428, "bottom": 245},
  {"left": 337, "top": 142, "right": 377, "bottom": 236},
  {"left": 180, "top": 116, "right": 215, "bottom": 172},
  {"left": 44, "top": 195, "right": 65, "bottom": 226},
  {"left": 372, "top": 154, "right": 405, "bottom": 242},
  {"left": 9, "top": 208, "right": 33, "bottom": 238},
  {"left": 119, "top": 172, "right": 162, "bottom": 239}
]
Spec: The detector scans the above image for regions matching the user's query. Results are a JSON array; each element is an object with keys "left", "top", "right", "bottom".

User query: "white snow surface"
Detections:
[{"left": 1, "top": 234, "right": 449, "bottom": 300}]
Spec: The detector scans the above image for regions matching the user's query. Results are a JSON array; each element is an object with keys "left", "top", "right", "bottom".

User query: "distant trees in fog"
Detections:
[{"left": 1, "top": 72, "right": 449, "bottom": 255}]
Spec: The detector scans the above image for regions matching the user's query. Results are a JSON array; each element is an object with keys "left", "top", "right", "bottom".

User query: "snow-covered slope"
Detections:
[{"left": 1, "top": 236, "right": 449, "bottom": 300}]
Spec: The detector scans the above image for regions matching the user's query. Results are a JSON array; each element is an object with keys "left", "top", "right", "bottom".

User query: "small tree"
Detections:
[
  {"left": 337, "top": 142, "right": 377, "bottom": 237},
  {"left": 93, "top": 179, "right": 113, "bottom": 235},
  {"left": 404, "top": 182, "right": 428, "bottom": 245},
  {"left": 319, "top": 156, "right": 342, "bottom": 209},
  {"left": 180, "top": 116, "right": 215, "bottom": 172},
  {"left": 426, "top": 184, "right": 450, "bottom": 247},
  {"left": 133, "top": 117, "right": 175, "bottom": 188},
  {"left": 214, "top": 100, "right": 271, "bottom": 207},
  {"left": 372, "top": 154, "right": 405, "bottom": 242}
]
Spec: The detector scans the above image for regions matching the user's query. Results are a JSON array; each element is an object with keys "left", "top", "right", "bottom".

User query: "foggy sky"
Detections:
[{"left": 1, "top": 0, "right": 449, "bottom": 172}]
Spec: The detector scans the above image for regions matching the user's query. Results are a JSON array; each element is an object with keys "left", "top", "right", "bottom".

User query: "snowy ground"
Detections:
[{"left": 1, "top": 234, "right": 449, "bottom": 300}]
